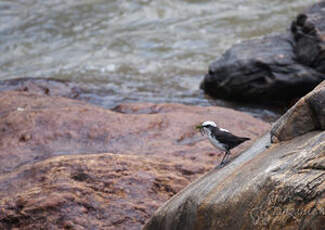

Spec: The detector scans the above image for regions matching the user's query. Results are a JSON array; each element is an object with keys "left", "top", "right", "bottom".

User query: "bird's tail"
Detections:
[{"left": 240, "top": 137, "right": 250, "bottom": 142}]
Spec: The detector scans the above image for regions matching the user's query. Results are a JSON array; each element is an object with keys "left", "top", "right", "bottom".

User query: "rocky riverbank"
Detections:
[
  {"left": 0, "top": 79, "right": 269, "bottom": 229},
  {"left": 1, "top": 2, "right": 324, "bottom": 230}
]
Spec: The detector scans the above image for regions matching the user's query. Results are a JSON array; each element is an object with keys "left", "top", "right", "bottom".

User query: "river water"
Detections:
[{"left": 0, "top": 0, "right": 318, "bottom": 119}]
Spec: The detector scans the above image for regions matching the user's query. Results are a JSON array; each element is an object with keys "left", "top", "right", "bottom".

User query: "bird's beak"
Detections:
[{"left": 196, "top": 125, "right": 205, "bottom": 136}]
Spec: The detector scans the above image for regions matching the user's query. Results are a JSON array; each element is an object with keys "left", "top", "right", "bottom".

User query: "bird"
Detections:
[{"left": 196, "top": 121, "right": 250, "bottom": 167}]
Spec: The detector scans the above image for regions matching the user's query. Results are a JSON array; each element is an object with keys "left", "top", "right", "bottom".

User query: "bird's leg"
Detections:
[{"left": 217, "top": 150, "right": 230, "bottom": 168}]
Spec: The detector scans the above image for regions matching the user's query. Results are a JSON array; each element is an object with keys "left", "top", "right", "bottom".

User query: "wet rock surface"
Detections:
[
  {"left": 144, "top": 81, "right": 325, "bottom": 230},
  {"left": 0, "top": 78, "right": 82, "bottom": 99},
  {"left": 0, "top": 77, "right": 284, "bottom": 122},
  {"left": 0, "top": 90, "right": 269, "bottom": 175},
  {"left": 0, "top": 88, "right": 269, "bottom": 229},
  {"left": 201, "top": 2, "right": 325, "bottom": 103},
  {"left": 0, "top": 154, "right": 193, "bottom": 230}
]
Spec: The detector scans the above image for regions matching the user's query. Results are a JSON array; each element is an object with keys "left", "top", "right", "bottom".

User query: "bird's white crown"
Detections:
[{"left": 202, "top": 121, "right": 217, "bottom": 127}]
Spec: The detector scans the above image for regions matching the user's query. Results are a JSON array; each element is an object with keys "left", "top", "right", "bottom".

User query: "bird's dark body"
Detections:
[
  {"left": 197, "top": 121, "right": 250, "bottom": 167},
  {"left": 210, "top": 128, "right": 250, "bottom": 150}
]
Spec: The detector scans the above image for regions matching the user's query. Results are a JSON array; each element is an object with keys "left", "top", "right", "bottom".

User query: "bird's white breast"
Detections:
[{"left": 207, "top": 133, "right": 226, "bottom": 151}]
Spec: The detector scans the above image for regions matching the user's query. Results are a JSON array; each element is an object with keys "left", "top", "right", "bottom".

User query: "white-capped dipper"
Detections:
[{"left": 196, "top": 121, "right": 250, "bottom": 167}]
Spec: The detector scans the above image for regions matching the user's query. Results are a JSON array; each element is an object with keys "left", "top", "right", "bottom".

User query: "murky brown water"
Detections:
[{"left": 0, "top": 0, "right": 318, "bottom": 119}]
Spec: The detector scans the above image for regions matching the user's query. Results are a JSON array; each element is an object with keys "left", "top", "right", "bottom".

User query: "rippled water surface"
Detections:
[{"left": 0, "top": 0, "right": 318, "bottom": 117}]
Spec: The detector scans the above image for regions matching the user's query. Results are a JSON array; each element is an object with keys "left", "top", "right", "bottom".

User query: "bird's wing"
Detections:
[{"left": 211, "top": 129, "right": 248, "bottom": 149}]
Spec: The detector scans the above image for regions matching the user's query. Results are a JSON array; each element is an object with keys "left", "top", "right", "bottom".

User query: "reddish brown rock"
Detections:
[
  {"left": 0, "top": 91, "right": 270, "bottom": 175},
  {"left": 0, "top": 153, "right": 195, "bottom": 230},
  {"left": 0, "top": 90, "right": 270, "bottom": 229}
]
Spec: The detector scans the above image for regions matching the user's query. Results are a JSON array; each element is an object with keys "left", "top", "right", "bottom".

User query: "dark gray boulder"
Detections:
[{"left": 201, "top": 2, "right": 325, "bottom": 104}]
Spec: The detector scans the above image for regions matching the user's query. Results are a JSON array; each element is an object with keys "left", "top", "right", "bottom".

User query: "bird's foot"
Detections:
[
  {"left": 216, "top": 150, "right": 230, "bottom": 169},
  {"left": 215, "top": 163, "right": 225, "bottom": 169},
  {"left": 215, "top": 160, "right": 229, "bottom": 169}
]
